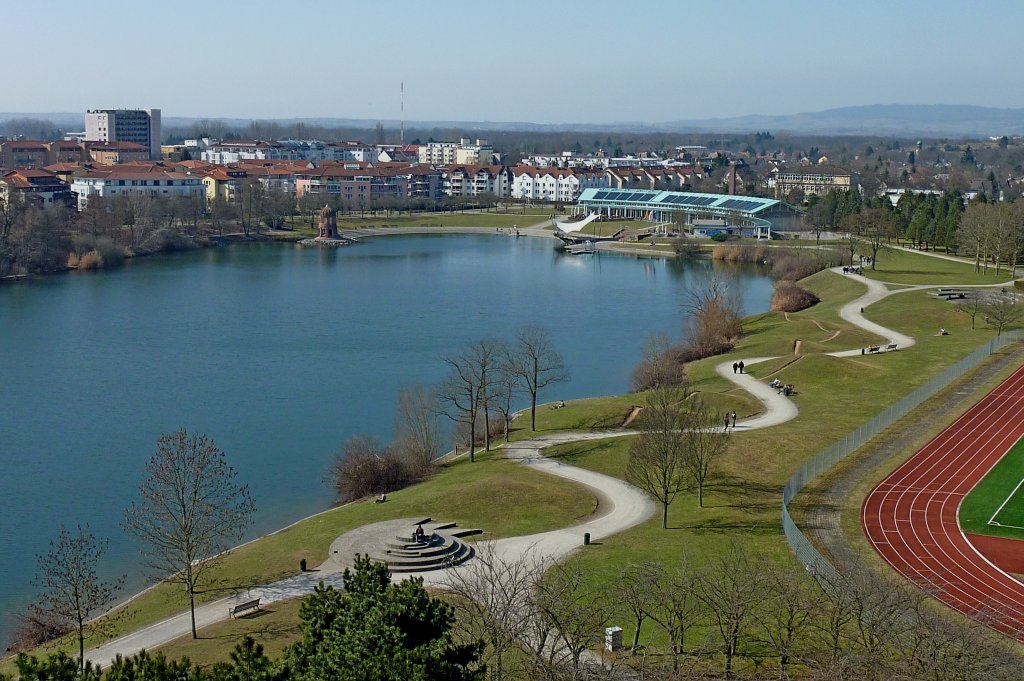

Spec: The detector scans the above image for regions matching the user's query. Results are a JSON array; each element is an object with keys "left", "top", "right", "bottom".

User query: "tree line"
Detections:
[{"left": 330, "top": 326, "right": 568, "bottom": 502}]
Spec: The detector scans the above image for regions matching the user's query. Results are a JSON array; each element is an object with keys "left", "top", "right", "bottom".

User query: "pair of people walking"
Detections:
[
  {"left": 732, "top": 361, "right": 745, "bottom": 374},
  {"left": 723, "top": 410, "right": 737, "bottom": 430}
]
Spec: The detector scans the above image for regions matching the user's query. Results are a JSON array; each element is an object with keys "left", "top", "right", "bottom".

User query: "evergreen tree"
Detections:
[{"left": 285, "top": 556, "right": 483, "bottom": 681}]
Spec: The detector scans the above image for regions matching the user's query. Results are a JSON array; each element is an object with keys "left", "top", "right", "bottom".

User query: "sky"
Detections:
[{"left": 5, "top": 0, "right": 1024, "bottom": 124}]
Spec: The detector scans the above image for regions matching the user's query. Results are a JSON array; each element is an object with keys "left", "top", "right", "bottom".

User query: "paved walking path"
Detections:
[{"left": 87, "top": 266, "right": 1006, "bottom": 665}]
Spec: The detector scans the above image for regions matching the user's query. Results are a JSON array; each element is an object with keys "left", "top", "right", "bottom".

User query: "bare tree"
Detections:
[
  {"left": 649, "top": 556, "right": 703, "bottom": 672},
  {"left": 491, "top": 361, "right": 519, "bottom": 444},
  {"left": 683, "top": 396, "right": 731, "bottom": 509},
  {"left": 847, "top": 207, "right": 894, "bottom": 270},
  {"left": 696, "top": 544, "right": 768, "bottom": 678},
  {"left": 507, "top": 326, "right": 569, "bottom": 432},
  {"left": 956, "top": 289, "right": 985, "bottom": 329},
  {"left": 630, "top": 332, "right": 686, "bottom": 393},
  {"left": 445, "top": 544, "right": 547, "bottom": 681},
  {"left": 437, "top": 339, "right": 503, "bottom": 462},
  {"left": 984, "top": 293, "right": 1023, "bottom": 337},
  {"left": 753, "top": 565, "right": 819, "bottom": 679},
  {"left": 30, "top": 525, "right": 124, "bottom": 670},
  {"left": 625, "top": 386, "right": 691, "bottom": 528},
  {"left": 683, "top": 277, "right": 742, "bottom": 357},
  {"left": 533, "top": 562, "right": 609, "bottom": 678},
  {"left": 393, "top": 383, "right": 443, "bottom": 472},
  {"left": 615, "top": 562, "right": 661, "bottom": 652},
  {"left": 123, "top": 429, "right": 256, "bottom": 639}
]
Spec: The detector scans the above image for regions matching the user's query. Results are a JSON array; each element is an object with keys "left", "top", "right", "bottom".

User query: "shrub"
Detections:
[
  {"left": 712, "top": 244, "right": 843, "bottom": 281},
  {"left": 76, "top": 250, "right": 103, "bottom": 270},
  {"left": 330, "top": 436, "right": 415, "bottom": 503},
  {"left": 94, "top": 237, "right": 125, "bottom": 267},
  {"left": 771, "top": 280, "right": 821, "bottom": 312},
  {"left": 672, "top": 239, "right": 705, "bottom": 258},
  {"left": 710, "top": 232, "right": 730, "bottom": 242}
]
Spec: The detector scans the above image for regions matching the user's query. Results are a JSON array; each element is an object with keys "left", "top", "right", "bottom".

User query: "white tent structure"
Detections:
[{"left": 554, "top": 212, "right": 599, "bottom": 234}]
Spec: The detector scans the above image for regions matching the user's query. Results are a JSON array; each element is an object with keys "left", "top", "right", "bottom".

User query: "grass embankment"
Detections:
[
  {"left": 0, "top": 449, "right": 596, "bottom": 674},
  {"left": 860, "top": 247, "right": 1015, "bottom": 286},
  {"left": 531, "top": 269, "right": 1007, "bottom": 658},
  {"left": 959, "top": 439, "right": 1024, "bottom": 540}
]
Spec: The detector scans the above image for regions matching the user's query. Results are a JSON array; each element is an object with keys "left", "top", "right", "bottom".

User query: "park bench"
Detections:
[
  {"left": 886, "top": 343, "right": 898, "bottom": 351},
  {"left": 229, "top": 598, "right": 261, "bottom": 618},
  {"left": 868, "top": 345, "right": 881, "bottom": 353}
]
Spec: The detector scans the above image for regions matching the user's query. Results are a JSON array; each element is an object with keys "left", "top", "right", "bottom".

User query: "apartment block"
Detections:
[{"left": 84, "top": 109, "right": 162, "bottom": 160}]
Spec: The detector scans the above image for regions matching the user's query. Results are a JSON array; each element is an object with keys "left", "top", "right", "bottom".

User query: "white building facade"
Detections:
[
  {"left": 511, "top": 167, "right": 609, "bottom": 201},
  {"left": 71, "top": 169, "right": 204, "bottom": 210}
]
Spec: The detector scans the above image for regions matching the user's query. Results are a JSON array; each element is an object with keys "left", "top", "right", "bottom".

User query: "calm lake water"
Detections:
[{"left": 0, "top": 235, "right": 772, "bottom": 642}]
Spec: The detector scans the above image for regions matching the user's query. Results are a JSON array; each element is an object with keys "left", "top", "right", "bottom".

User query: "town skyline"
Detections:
[{"left": 8, "top": 0, "right": 1024, "bottom": 123}]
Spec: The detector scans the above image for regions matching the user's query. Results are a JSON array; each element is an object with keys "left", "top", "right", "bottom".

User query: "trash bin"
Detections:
[
  {"left": 300, "top": 558, "right": 307, "bottom": 572},
  {"left": 583, "top": 532, "right": 591, "bottom": 546}
]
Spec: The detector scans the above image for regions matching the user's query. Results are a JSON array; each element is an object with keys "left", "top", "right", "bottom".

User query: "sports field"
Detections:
[{"left": 960, "top": 435, "right": 1024, "bottom": 540}]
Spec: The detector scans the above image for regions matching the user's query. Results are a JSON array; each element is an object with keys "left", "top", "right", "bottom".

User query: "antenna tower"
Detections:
[{"left": 400, "top": 82, "right": 405, "bottom": 145}]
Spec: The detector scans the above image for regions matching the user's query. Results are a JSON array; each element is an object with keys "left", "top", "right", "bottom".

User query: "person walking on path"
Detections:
[
  {"left": 724, "top": 413, "right": 731, "bottom": 431},
  {"left": 738, "top": 360, "right": 745, "bottom": 374},
  {"left": 731, "top": 411, "right": 737, "bottom": 428},
  {"left": 733, "top": 362, "right": 738, "bottom": 374}
]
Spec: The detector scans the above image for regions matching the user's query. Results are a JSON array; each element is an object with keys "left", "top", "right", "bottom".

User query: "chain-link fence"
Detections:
[{"left": 783, "top": 331, "right": 1024, "bottom": 586}]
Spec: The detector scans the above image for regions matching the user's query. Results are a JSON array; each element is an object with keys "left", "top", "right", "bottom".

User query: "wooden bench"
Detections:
[
  {"left": 868, "top": 346, "right": 881, "bottom": 353},
  {"left": 229, "top": 598, "right": 261, "bottom": 618},
  {"left": 886, "top": 343, "right": 898, "bottom": 351}
]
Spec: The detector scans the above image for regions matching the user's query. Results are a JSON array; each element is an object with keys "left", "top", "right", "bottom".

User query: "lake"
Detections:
[{"left": 0, "top": 234, "right": 773, "bottom": 642}]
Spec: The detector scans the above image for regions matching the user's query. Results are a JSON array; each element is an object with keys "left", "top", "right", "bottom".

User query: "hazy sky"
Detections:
[{"left": 5, "top": 0, "right": 1023, "bottom": 123}]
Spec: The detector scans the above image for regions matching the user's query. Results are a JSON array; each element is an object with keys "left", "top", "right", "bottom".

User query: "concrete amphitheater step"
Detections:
[
  {"left": 382, "top": 542, "right": 466, "bottom": 567},
  {"left": 385, "top": 544, "right": 475, "bottom": 573}
]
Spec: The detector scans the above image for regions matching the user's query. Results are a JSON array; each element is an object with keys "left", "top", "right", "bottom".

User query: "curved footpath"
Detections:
[{"left": 84, "top": 265, "right": 1018, "bottom": 663}]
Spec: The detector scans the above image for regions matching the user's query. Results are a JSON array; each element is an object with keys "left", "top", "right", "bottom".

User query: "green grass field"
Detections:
[
  {"left": 960, "top": 437, "right": 1024, "bottom": 539},
  {"left": 860, "top": 247, "right": 1016, "bottom": 286}
]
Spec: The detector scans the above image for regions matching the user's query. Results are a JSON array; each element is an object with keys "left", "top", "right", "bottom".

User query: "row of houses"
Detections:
[
  {"left": 0, "top": 157, "right": 716, "bottom": 213},
  {"left": 0, "top": 139, "right": 152, "bottom": 168}
]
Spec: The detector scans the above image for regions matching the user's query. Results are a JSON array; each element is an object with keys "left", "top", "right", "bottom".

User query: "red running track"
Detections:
[{"left": 862, "top": 362, "right": 1024, "bottom": 639}]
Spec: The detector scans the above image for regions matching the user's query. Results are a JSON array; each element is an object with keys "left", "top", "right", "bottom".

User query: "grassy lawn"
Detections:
[
  {"left": 533, "top": 269, "right": 1009, "bottom": 653},
  {"left": 153, "top": 598, "right": 303, "bottom": 669},
  {"left": 960, "top": 438, "right": 1024, "bottom": 540},
  {"left": 860, "top": 247, "right": 1015, "bottom": 286},
  {"left": 0, "top": 448, "right": 596, "bottom": 672}
]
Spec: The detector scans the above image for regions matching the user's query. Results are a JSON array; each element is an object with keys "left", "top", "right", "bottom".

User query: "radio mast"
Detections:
[{"left": 400, "top": 82, "right": 405, "bottom": 145}]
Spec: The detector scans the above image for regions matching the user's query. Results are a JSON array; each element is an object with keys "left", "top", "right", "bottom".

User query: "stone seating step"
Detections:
[
  {"left": 386, "top": 543, "right": 461, "bottom": 559},
  {"left": 383, "top": 543, "right": 467, "bottom": 567},
  {"left": 385, "top": 544, "right": 474, "bottom": 572},
  {"left": 450, "top": 528, "right": 483, "bottom": 538}
]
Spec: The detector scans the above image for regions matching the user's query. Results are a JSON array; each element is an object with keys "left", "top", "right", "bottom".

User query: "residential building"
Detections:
[
  {"left": 0, "top": 140, "right": 49, "bottom": 168},
  {"left": 87, "top": 141, "right": 151, "bottom": 165},
  {"left": 511, "top": 166, "right": 609, "bottom": 201},
  {"left": 440, "top": 165, "right": 510, "bottom": 198},
  {"left": 70, "top": 166, "right": 204, "bottom": 210},
  {"left": 84, "top": 109, "right": 162, "bottom": 160},
  {"left": 295, "top": 165, "right": 410, "bottom": 207},
  {"left": 46, "top": 141, "right": 85, "bottom": 164},
  {"left": 0, "top": 168, "right": 75, "bottom": 208},
  {"left": 419, "top": 138, "right": 495, "bottom": 165},
  {"left": 771, "top": 164, "right": 857, "bottom": 199}
]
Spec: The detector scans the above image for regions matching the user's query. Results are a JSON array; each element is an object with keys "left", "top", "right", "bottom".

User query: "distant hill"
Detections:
[
  {"left": 1, "top": 104, "right": 1021, "bottom": 138},
  {"left": 664, "top": 104, "right": 1024, "bottom": 137}
]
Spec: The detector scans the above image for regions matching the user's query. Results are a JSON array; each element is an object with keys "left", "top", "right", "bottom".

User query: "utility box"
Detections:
[{"left": 605, "top": 626, "right": 623, "bottom": 652}]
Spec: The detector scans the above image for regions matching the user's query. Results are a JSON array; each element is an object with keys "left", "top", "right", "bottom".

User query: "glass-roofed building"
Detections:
[{"left": 576, "top": 187, "right": 803, "bottom": 237}]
